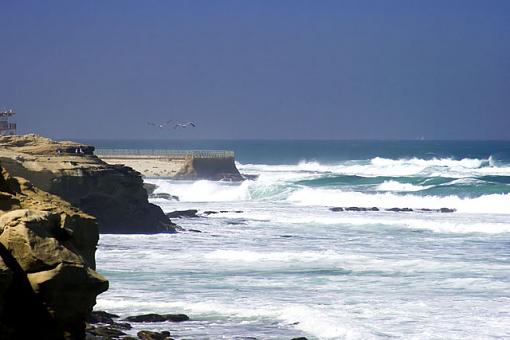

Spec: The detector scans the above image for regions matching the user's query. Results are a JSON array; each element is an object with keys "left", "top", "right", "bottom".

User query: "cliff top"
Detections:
[
  {"left": 0, "top": 167, "right": 94, "bottom": 220},
  {"left": 0, "top": 134, "right": 94, "bottom": 156}
]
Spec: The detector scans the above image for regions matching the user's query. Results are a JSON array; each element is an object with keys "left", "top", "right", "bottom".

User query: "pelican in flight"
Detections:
[
  {"left": 174, "top": 122, "right": 196, "bottom": 129},
  {"left": 147, "top": 120, "right": 172, "bottom": 128}
]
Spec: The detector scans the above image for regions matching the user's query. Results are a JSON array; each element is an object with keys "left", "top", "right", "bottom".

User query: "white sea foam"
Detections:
[
  {"left": 238, "top": 157, "right": 510, "bottom": 178},
  {"left": 271, "top": 215, "right": 510, "bottom": 234},
  {"left": 376, "top": 180, "right": 429, "bottom": 192},
  {"left": 279, "top": 305, "right": 373, "bottom": 340},
  {"left": 202, "top": 249, "right": 508, "bottom": 273},
  {"left": 96, "top": 298, "right": 371, "bottom": 339},
  {"left": 150, "top": 179, "right": 253, "bottom": 202},
  {"left": 287, "top": 188, "right": 510, "bottom": 214}
]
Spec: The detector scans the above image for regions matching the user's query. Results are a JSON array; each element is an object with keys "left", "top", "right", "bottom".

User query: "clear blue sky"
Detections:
[{"left": 1, "top": 0, "right": 509, "bottom": 139}]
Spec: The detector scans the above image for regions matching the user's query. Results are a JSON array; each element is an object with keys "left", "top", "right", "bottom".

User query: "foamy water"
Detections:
[{"left": 96, "top": 155, "right": 510, "bottom": 339}]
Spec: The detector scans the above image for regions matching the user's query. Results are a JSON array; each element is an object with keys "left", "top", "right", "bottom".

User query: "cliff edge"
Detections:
[
  {"left": 0, "top": 134, "right": 175, "bottom": 233},
  {"left": 0, "top": 167, "right": 108, "bottom": 339}
]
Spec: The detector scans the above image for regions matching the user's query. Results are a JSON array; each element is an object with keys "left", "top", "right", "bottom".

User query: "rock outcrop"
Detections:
[
  {"left": 174, "top": 156, "right": 243, "bottom": 181},
  {"left": 0, "top": 134, "right": 175, "bottom": 233},
  {"left": 0, "top": 167, "right": 108, "bottom": 339}
]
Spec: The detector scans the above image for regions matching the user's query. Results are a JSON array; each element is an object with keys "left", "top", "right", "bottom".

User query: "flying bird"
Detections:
[
  {"left": 174, "top": 122, "right": 196, "bottom": 129},
  {"left": 147, "top": 120, "right": 172, "bottom": 128}
]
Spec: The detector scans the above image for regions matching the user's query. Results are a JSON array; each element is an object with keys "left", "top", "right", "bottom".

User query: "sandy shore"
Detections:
[{"left": 99, "top": 156, "right": 187, "bottom": 177}]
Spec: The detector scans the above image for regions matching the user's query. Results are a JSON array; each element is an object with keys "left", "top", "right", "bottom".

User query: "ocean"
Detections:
[{"left": 88, "top": 140, "right": 510, "bottom": 339}]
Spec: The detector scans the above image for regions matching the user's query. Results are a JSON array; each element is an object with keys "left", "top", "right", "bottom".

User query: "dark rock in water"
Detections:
[
  {"left": 330, "top": 207, "right": 344, "bottom": 212},
  {"left": 203, "top": 210, "right": 243, "bottom": 215},
  {"left": 87, "top": 325, "right": 126, "bottom": 338},
  {"left": 143, "top": 182, "right": 158, "bottom": 195},
  {"left": 124, "top": 313, "right": 189, "bottom": 323},
  {"left": 291, "top": 337, "right": 309, "bottom": 340},
  {"left": 166, "top": 209, "right": 199, "bottom": 218},
  {"left": 386, "top": 207, "right": 413, "bottom": 212},
  {"left": 187, "top": 229, "right": 202, "bottom": 233},
  {"left": 242, "top": 174, "right": 259, "bottom": 180},
  {"left": 369, "top": 207, "right": 379, "bottom": 211},
  {"left": 150, "top": 193, "right": 180, "bottom": 201},
  {"left": 111, "top": 321, "right": 132, "bottom": 330},
  {"left": 137, "top": 330, "right": 172, "bottom": 340},
  {"left": 88, "top": 310, "right": 119, "bottom": 324},
  {"left": 163, "top": 314, "right": 190, "bottom": 322},
  {"left": 125, "top": 313, "right": 167, "bottom": 322},
  {"left": 346, "top": 207, "right": 367, "bottom": 212},
  {"left": 227, "top": 220, "right": 247, "bottom": 225},
  {"left": 440, "top": 207, "right": 456, "bottom": 213}
]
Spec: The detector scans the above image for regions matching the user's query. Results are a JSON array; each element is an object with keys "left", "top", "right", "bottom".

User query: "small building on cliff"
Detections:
[{"left": 0, "top": 109, "right": 16, "bottom": 136}]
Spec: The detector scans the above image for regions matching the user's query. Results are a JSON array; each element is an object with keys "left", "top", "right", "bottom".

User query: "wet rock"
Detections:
[
  {"left": 203, "top": 210, "right": 243, "bottom": 215},
  {"left": 88, "top": 310, "right": 119, "bottom": 324},
  {"left": 226, "top": 220, "right": 247, "bottom": 225},
  {"left": 166, "top": 209, "right": 198, "bottom": 219},
  {"left": 87, "top": 325, "right": 126, "bottom": 338},
  {"left": 386, "top": 207, "right": 413, "bottom": 212},
  {"left": 187, "top": 229, "right": 202, "bottom": 233},
  {"left": 345, "top": 207, "right": 367, "bottom": 211},
  {"left": 150, "top": 193, "right": 179, "bottom": 201},
  {"left": 124, "top": 313, "right": 189, "bottom": 323},
  {"left": 143, "top": 183, "right": 157, "bottom": 196},
  {"left": 111, "top": 322, "right": 132, "bottom": 330},
  {"left": 291, "top": 337, "right": 309, "bottom": 340},
  {"left": 125, "top": 314, "right": 166, "bottom": 322},
  {"left": 163, "top": 314, "right": 189, "bottom": 322},
  {"left": 137, "top": 330, "right": 172, "bottom": 340},
  {"left": 439, "top": 208, "right": 456, "bottom": 213},
  {"left": 242, "top": 174, "right": 259, "bottom": 180},
  {"left": 330, "top": 206, "right": 378, "bottom": 212}
]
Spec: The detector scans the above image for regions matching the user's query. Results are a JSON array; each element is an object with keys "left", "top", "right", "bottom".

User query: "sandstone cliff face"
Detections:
[
  {"left": 0, "top": 134, "right": 175, "bottom": 233},
  {"left": 174, "top": 156, "right": 244, "bottom": 181},
  {"left": 0, "top": 167, "right": 108, "bottom": 339}
]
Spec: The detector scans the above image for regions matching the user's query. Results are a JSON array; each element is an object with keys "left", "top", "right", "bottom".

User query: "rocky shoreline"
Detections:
[
  {"left": 0, "top": 135, "right": 176, "bottom": 233},
  {"left": 0, "top": 135, "right": 311, "bottom": 339}
]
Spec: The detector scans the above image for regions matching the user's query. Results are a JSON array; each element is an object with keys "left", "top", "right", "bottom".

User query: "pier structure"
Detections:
[
  {"left": 96, "top": 149, "right": 243, "bottom": 181},
  {"left": 95, "top": 149, "right": 235, "bottom": 159},
  {"left": 0, "top": 109, "right": 16, "bottom": 136}
]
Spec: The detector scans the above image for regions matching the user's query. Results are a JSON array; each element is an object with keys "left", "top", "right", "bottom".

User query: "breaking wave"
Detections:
[
  {"left": 238, "top": 156, "right": 510, "bottom": 178},
  {"left": 287, "top": 188, "right": 510, "bottom": 214}
]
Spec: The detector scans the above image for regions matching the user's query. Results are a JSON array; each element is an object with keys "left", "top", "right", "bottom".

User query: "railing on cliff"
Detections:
[{"left": 95, "top": 149, "right": 235, "bottom": 159}]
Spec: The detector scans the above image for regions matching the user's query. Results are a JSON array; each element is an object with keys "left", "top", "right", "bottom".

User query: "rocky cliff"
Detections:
[
  {"left": 0, "top": 134, "right": 175, "bottom": 233},
  {"left": 0, "top": 167, "right": 108, "bottom": 339}
]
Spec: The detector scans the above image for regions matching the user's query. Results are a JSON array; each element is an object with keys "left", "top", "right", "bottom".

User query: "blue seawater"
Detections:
[{"left": 88, "top": 140, "right": 510, "bottom": 339}]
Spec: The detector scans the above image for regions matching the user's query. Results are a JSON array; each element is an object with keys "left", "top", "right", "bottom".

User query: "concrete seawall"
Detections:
[{"left": 97, "top": 150, "right": 244, "bottom": 181}]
